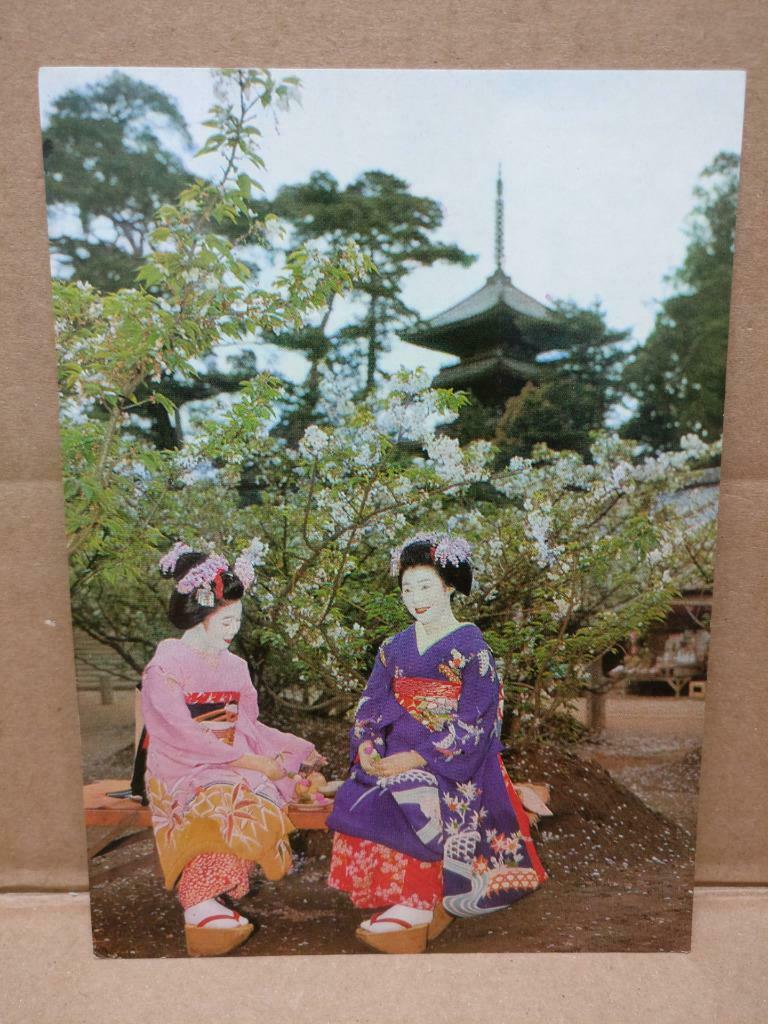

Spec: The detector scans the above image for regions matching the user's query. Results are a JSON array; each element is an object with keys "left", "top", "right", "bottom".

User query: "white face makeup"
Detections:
[
  {"left": 400, "top": 566, "right": 454, "bottom": 627},
  {"left": 201, "top": 600, "right": 243, "bottom": 651}
]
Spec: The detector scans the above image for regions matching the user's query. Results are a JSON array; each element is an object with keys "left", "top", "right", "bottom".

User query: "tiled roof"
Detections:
[
  {"left": 428, "top": 268, "right": 552, "bottom": 328},
  {"left": 404, "top": 268, "right": 557, "bottom": 355},
  {"left": 433, "top": 350, "right": 542, "bottom": 387}
]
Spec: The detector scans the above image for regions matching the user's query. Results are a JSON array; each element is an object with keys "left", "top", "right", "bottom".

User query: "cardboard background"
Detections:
[{"left": 1, "top": 1, "right": 766, "bottom": 1020}]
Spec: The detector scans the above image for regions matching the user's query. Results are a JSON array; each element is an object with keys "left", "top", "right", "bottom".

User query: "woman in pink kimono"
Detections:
[{"left": 138, "top": 541, "right": 324, "bottom": 957}]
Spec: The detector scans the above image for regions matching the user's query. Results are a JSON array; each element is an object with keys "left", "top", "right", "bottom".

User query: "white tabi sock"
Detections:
[
  {"left": 360, "top": 903, "right": 434, "bottom": 933},
  {"left": 184, "top": 897, "right": 248, "bottom": 929}
]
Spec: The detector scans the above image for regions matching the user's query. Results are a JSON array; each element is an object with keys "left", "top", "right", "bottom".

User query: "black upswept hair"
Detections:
[
  {"left": 161, "top": 551, "right": 245, "bottom": 630},
  {"left": 397, "top": 539, "right": 473, "bottom": 597}
]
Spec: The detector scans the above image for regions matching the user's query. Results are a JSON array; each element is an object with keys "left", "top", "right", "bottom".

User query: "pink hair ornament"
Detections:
[
  {"left": 389, "top": 532, "right": 471, "bottom": 576},
  {"left": 176, "top": 553, "right": 230, "bottom": 607},
  {"left": 158, "top": 541, "right": 193, "bottom": 576},
  {"left": 434, "top": 536, "right": 473, "bottom": 568},
  {"left": 232, "top": 536, "right": 269, "bottom": 592}
]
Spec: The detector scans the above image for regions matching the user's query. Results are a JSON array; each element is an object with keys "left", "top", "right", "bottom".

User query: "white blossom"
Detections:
[
  {"left": 262, "top": 216, "right": 287, "bottom": 247},
  {"left": 679, "top": 432, "right": 709, "bottom": 459},
  {"left": 426, "top": 434, "right": 465, "bottom": 484},
  {"left": 487, "top": 537, "right": 505, "bottom": 560},
  {"left": 298, "top": 424, "right": 330, "bottom": 459},
  {"left": 464, "top": 440, "right": 495, "bottom": 481},
  {"left": 391, "top": 367, "right": 432, "bottom": 396},
  {"left": 610, "top": 460, "right": 634, "bottom": 489},
  {"left": 338, "top": 239, "right": 367, "bottom": 276},
  {"left": 524, "top": 506, "right": 563, "bottom": 568},
  {"left": 316, "top": 373, "right": 357, "bottom": 424}
]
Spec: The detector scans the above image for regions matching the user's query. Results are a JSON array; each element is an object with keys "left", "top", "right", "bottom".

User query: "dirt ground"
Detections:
[{"left": 81, "top": 689, "right": 703, "bottom": 957}]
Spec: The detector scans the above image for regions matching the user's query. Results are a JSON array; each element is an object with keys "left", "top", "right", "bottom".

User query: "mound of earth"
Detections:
[
  {"left": 510, "top": 744, "right": 694, "bottom": 883},
  {"left": 574, "top": 735, "right": 702, "bottom": 833}
]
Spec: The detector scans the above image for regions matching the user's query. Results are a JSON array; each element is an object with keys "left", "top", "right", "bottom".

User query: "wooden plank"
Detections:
[
  {"left": 83, "top": 780, "right": 152, "bottom": 829},
  {"left": 84, "top": 778, "right": 551, "bottom": 849},
  {"left": 87, "top": 823, "right": 143, "bottom": 859},
  {"left": 83, "top": 779, "right": 335, "bottom": 836}
]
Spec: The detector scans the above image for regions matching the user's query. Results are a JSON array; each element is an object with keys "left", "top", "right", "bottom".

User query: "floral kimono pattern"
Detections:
[{"left": 327, "top": 623, "right": 547, "bottom": 917}]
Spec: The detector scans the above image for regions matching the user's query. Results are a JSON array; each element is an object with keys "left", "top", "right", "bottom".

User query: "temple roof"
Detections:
[
  {"left": 404, "top": 267, "right": 560, "bottom": 356},
  {"left": 432, "top": 347, "right": 543, "bottom": 389},
  {"left": 405, "top": 169, "right": 568, "bottom": 360},
  {"left": 433, "top": 267, "right": 551, "bottom": 327}
]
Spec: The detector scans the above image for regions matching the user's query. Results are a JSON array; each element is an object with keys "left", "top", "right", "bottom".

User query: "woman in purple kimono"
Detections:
[
  {"left": 327, "top": 534, "right": 547, "bottom": 953},
  {"left": 139, "top": 542, "right": 324, "bottom": 957}
]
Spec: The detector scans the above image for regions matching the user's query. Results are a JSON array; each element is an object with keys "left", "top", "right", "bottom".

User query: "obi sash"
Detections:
[
  {"left": 185, "top": 690, "right": 240, "bottom": 746},
  {"left": 393, "top": 676, "right": 461, "bottom": 732},
  {"left": 131, "top": 689, "right": 241, "bottom": 802}
]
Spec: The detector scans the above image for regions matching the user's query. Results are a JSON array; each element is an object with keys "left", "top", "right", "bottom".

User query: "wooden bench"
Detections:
[
  {"left": 84, "top": 779, "right": 333, "bottom": 860},
  {"left": 84, "top": 778, "right": 552, "bottom": 861}
]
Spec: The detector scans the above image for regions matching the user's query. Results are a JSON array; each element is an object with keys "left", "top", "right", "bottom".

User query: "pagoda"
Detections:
[{"left": 403, "top": 170, "right": 566, "bottom": 413}]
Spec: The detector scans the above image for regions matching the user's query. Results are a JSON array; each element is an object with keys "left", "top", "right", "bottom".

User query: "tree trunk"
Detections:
[
  {"left": 174, "top": 404, "right": 184, "bottom": 444},
  {"left": 586, "top": 658, "right": 607, "bottom": 735},
  {"left": 366, "top": 298, "right": 377, "bottom": 394},
  {"left": 306, "top": 357, "right": 321, "bottom": 411}
]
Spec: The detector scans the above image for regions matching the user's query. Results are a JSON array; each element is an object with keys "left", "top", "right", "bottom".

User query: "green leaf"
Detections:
[{"left": 152, "top": 392, "right": 177, "bottom": 415}]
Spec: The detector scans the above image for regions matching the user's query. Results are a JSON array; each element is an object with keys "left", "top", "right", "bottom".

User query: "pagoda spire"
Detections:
[{"left": 495, "top": 165, "right": 505, "bottom": 274}]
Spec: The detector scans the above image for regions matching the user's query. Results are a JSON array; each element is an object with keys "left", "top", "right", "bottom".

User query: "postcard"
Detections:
[{"left": 38, "top": 66, "right": 745, "bottom": 957}]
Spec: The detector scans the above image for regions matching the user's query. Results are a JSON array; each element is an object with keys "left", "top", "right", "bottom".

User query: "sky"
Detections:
[{"left": 38, "top": 67, "right": 746, "bottom": 421}]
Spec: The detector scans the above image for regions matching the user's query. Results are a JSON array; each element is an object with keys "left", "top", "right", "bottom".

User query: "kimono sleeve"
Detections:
[
  {"left": 412, "top": 644, "right": 502, "bottom": 782},
  {"left": 236, "top": 664, "right": 316, "bottom": 773},
  {"left": 141, "top": 655, "right": 244, "bottom": 766},
  {"left": 348, "top": 642, "right": 402, "bottom": 761}
]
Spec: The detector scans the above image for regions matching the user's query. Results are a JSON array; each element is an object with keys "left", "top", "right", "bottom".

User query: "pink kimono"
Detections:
[{"left": 140, "top": 638, "right": 315, "bottom": 904}]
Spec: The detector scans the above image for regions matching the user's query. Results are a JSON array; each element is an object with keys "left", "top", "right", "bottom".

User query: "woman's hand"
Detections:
[
  {"left": 369, "top": 750, "right": 427, "bottom": 778},
  {"left": 231, "top": 753, "right": 286, "bottom": 781},
  {"left": 358, "top": 741, "right": 382, "bottom": 775},
  {"left": 303, "top": 749, "right": 329, "bottom": 770}
]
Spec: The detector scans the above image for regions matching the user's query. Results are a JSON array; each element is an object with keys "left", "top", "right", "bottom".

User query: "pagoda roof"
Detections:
[
  {"left": 404, "top": 268, "right": 560, "bottom": 356},
  {"left": 432, "top": 348, "right": 543, "bottom": 388}
]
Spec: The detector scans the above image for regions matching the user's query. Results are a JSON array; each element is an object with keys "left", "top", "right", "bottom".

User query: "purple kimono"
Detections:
[{"left": 327, "top": 623, "right": 547, "bottom": 917}]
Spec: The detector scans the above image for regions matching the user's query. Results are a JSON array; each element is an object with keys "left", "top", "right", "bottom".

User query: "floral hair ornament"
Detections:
[
  {"left": 434, "top": 535, "right": 473, "bottom": 568},
  {"left": 176, "top": 553, "right": 230, "bottom": 607},
  {"left": 158, "top": 541, "right": 193, "bottom": 576},
  {"left": 232, "top": 536, "right": 269, "bottom": 592},
  {"left": 388, "top": 531, "right": 441, "bottom": 576}
]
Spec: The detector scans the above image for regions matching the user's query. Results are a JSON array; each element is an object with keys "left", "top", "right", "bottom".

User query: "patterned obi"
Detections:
[
  {"left": 393, "top": 676, "right": 461, "bottom": 732},
  {"left": 185, "top": 690, "right": 240, "bottom": 746}
]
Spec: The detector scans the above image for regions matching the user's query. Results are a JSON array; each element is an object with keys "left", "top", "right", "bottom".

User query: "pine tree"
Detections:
[
  {"left": 493, "top": 300, "right": 629, "bottom": 459},
  {"left": 621, "top": 152, "right": 739, "bottom": 450}
]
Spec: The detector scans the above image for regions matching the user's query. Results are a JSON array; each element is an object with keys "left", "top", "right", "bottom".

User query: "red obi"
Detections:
[
  {"left": 185, "top": 691, "right": 240, "bottom": 746},
  {"left": 393, "top": 676, "right": 461, "bottom": 731}
]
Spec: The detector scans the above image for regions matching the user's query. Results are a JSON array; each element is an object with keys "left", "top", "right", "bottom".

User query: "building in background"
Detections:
[{"left": 403, "top": 169, "right": 568, "bottom": 425}]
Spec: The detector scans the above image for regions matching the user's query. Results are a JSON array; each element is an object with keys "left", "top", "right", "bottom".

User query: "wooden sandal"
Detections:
[
  {"left": 427, "top": 902, "right": 455, "bottom": 943},
  {"left": 184, "top": 911, "right": 254, "bottom": 957},
  {"left": 355, "top": 912, "right": 429, "bottom": 954}
]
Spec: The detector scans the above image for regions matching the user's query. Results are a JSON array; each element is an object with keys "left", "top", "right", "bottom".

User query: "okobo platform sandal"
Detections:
[
  {"left": 426, "top": 901, "right": 454, "bottom": 943},
  {"left": 355, "top": 903, "right": 456, "bottom": 954},
  {"left": 184, "top": 910, "right": 254, "bottom": 957},
  {"left": 355, "top": 911, "right": 430, "bottom": 954}
]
